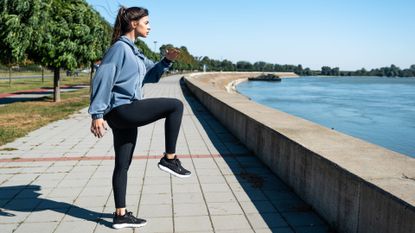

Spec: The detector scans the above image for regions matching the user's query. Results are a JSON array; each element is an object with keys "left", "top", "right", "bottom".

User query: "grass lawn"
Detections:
[
  {"left": 0, "top": 86, "right": 90, "bottom": 147},
  {"left": 0, "top": 72, "right": 91, "bottom": 93}
]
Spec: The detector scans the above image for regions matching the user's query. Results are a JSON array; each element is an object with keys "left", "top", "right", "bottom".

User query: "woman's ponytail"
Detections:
[
  {"left": 111, "top": 6, "right": 127, "bottom": 45},
  {"left": 111, "top": 6, "right": 149, "bottom": 45}
]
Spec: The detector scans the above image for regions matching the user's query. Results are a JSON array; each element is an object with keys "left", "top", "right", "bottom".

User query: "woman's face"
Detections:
[{"left": 134, "top": 16, "right": 150, "bottom": 38}]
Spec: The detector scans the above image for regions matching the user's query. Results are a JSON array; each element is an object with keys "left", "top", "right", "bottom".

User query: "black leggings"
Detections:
[{"left": 104, "top": 97, "right": 184, "bottom": 208}]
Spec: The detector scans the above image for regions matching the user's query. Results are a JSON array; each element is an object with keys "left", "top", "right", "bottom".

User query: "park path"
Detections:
[{"left": 0, "top": 75, "right": 330, "bottom": 233}]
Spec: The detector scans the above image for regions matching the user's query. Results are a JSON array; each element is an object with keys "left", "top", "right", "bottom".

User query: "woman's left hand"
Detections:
[{"left": 165, "top": 48, "right": 180, "bottom": 61}]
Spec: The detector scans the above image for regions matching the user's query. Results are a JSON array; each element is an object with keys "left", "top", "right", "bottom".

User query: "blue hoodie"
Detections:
[{"left": 88, "top": 36, "right": 171, "bottom": 119}]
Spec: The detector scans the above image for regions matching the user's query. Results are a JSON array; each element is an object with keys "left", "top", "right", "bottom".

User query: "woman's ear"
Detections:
[{"left": 131, "top": 20, "right": 138, "bottom": 29}]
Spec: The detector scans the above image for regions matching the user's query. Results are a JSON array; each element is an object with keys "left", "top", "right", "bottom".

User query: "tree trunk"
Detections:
[
  {"left": 8, "top": 67, "right": 12, "bottom": 87},
  {"left": 41, "top": 66, "right": 44, "bottom": 83},
  {"left": 53, "top": 67, "right": 60, "bottom": 102},
  {"left": 89, "top": 61, "right": 94, "bottom": 94}
]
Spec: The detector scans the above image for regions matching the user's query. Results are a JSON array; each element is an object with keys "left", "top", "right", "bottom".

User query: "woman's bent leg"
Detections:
[{"left": 110, "top": 98, "right": 184, "bottom": 154}]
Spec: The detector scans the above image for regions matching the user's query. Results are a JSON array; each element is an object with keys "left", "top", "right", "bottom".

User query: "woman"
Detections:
[{"left": 89, "top": 6, "right": 191, "bottom": 229}]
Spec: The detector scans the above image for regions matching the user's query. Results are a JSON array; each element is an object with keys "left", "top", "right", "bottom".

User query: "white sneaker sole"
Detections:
[
  {"left": 158, "top": 164, "right": 191, "bottom": 178},
  {"left": 113, "top": 221, "right": 147, "bottom": 229}
]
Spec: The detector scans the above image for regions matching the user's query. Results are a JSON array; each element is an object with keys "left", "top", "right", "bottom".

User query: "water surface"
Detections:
[{"left": 237, "top": 76, "right": 415, "bottom": 158}]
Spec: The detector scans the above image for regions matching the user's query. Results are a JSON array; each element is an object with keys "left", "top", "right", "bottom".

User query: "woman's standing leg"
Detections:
[{"left": 112, "top": 127, "right": 137, "bottom": 214}]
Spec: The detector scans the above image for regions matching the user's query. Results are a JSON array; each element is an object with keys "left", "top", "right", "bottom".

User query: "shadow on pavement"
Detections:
[
  {"left": 0, "top": 185, "right": 113, "bottom": 228},
  {"left": 0, "top": 97, "right": 48, "bottom": 105}
]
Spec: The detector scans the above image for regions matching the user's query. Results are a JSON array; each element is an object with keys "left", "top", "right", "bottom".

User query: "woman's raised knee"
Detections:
[{"left": 172, "top": 98, "right": 183, "bottom": 112}]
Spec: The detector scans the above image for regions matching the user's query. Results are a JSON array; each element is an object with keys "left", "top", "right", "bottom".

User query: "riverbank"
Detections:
[
  {"left": 184, "top": 72, "right": 415, "bottom": 233},
  {"left": 189, "top": 72, "right": 299, "bottom": 94}
]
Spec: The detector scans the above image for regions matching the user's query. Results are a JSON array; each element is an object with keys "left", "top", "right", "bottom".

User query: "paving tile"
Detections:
[
  {"left": 47, "top": 187, "right": 83, "bottom": 198},
  {"left": 233, "top": 190, "right": 268, "bottom": 202},
  {"left": 142, "top": 184, "right": 171, "bottom": 194},
  {"left": 140, "top": 193, "right": 171, "bottom": 205},
  {"left": 3, "top": 198, "right": 42, "bottom": 211},
  {"left": 196, "top": 168, "right": 223, "bottom": 176},
  {"left": 61, "top": 206, "right": 105, "bottom": 222},
  {"left": 200, "top": 183, "right": 231, "bottom": 193},
  {"left": 211, "top": 215, "right": 251, "bottom": 231},
  {"left": 215, "top": 230, "right": 254, "bottom": 233},
  {"left": 207, "top": 201, "right": 244, "bottom": 215},
  {"left": 34, "top": 197, "right": 75, "bottom": 210},
  {"left": 174, "top": 203, "right": 208, "bottom": 216},
  {"left": 0, "top": 188, "right": 23, "bottom": 199},
  {"left": 13, "top": 221, "right": 59, "bottom": 233},
  {"left": 138, "top": 204, "right": 172, "bottom": 217},
  {"left": 172, "top": 183, "right": 202, "bottom": 193},
  {"left": 0, "top": 210, "right": 31, "bottom": 223},
  {"left": 25, "top": 208, "right": 67, "bottom": 223},
  {"left": 94, "top": 223, "right": 134, "bottom": 233},
  {"left": 204, "top": 192, "right": 236, "bottom": 203},
  {"left": 54, "top": 220, "right": 97, "bottom": 233},
  {"left": 138, "top": 217, "right": 173, "bottom": 233},
  {"left": 294, "top": 226, "right": 333, "bottom": 233},
  {"left": 255, "top": 228, "right": 294, "bottom": 233},
  {"left": 0, "top": 223, "right": 18, "bottom": 233},
  {"left": 271, "top": 198, "right": 311, "bottom": 213},
  {"left": 173, "top": 192, "right": 204, "bottom": 204},
  {"left": 282, "top": 212, "right": 326, "bottom": 227},
  {"left": 198, "top": 175, "right": 226, "bottom": 184},
  {"left": 79, "top": 186, "right": 112, "bottom": 197},
  {"left": 73, "top": 195, "right": 109, "bottom": 207},
  {"left": 174, "top": 215, "right": 213, "bottom": 232},
  {"left": 246, "top": 213, "right": 288, "bottom": 229},
  {"left": 144, "top": 176, "right": 171, "bottom": 185},
  {"left": 239, "top": 201, "right": 277, "bottom": 214}
]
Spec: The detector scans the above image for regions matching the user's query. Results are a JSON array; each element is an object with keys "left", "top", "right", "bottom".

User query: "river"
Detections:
[{"left": 236, "top": 76, "right": 415, "bottom": 158}]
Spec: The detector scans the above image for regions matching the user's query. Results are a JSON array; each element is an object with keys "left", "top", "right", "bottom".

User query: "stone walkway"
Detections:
[{"left": 0, "top": 75, "right": 331, "bottom": 233}]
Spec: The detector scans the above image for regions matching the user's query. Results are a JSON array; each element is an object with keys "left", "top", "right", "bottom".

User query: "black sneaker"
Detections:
[
  {"left": 112, "top": 211, "right": 147, "bottom": 229},
  {"left": 158, "top": 154, "right": 191, "bottom": 178}
]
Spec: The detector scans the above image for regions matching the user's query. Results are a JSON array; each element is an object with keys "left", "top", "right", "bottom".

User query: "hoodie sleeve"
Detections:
[
  {"left": 88, "top": 44, "right": 125, "bottom": 119},
  {"left": 142, "top": 56, "right": 172, "bottom": 85}
]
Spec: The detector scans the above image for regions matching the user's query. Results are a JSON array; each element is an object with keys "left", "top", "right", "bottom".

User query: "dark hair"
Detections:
[{"left": 111, "top": 6, "right": 149, "bottom": 45}]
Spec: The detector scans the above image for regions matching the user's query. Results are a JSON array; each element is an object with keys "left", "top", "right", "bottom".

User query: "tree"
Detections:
[
  {"left": 331, "top": 67, "right": 340, "bottom": 76},
  {"left": 253, "top": 61, "right": 267, "bottom": 71},
  {"left": 321, "top": 66, "right": 332, "bottom": 75},
  {"left": 136, "top": 39, "right": 159, "bottom": 61},
  {"left": 0, "top": 0, "right": 42, "bottom": 85},
  {"left": 236, "top": 61, "right": 253, "bottom": 71},
  {"left": 30, "top": 0, "right": 110, "bottom": 102}
]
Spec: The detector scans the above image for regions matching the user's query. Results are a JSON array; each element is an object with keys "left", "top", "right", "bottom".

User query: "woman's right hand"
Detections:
[{"left": 91, "top": 118, "right": 107, "bottom": 138}]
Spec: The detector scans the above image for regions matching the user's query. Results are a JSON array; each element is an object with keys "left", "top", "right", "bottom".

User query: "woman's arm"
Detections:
[
  {"left": 142, "top": 48, "right": 180, "bottom": 85},
  {"left": 88, "top": 44, "right": 125, "bottom": 119}
]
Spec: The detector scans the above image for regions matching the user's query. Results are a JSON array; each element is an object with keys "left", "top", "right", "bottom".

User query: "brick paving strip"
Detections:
[
  {"left": 0, "top": 75, "right": 331, "bottom": 233},
  {"left": 0, "top": 153, "right": 248, "bottom": 163}
]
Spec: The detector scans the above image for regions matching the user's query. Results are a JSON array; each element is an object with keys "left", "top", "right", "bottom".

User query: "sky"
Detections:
[{"left": 85, "top": 0, "right": 415, "bottom": 71}]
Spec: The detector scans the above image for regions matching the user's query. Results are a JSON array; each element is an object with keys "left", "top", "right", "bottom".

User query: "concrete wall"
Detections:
[{"left": 183, "top": 72, "right": 415, "bottom": 233}]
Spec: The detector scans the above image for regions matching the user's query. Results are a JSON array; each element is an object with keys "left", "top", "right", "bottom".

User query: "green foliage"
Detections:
[
  {"left": 0, "top": 0, "right": 110, "bottom": 70},
  {"left": 320, "top": 64, "right": 415, "bottom": 77},
  {"left": 0, "top": 0, "right": 42, "bottom": 65},
  {"left": 32, "top": 0, "right": 110, "bottom": 71},
  {"left": 135, "top": 39, "right": 159, "bottom": 61}
]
